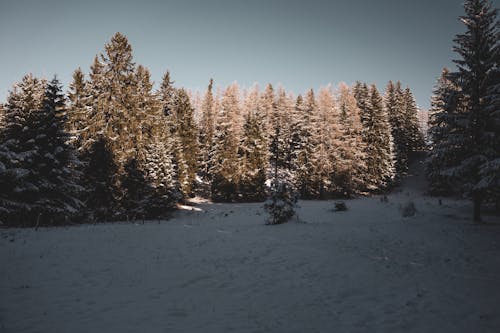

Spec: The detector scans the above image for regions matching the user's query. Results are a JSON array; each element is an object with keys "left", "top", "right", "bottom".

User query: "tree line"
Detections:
[{"left": 0, "top": 32, "right": 424, "bottom": 226}]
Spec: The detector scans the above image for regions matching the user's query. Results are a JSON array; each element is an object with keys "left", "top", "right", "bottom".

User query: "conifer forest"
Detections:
[{"left": 1, "top": 0, "right": 499, "bottom": 332}]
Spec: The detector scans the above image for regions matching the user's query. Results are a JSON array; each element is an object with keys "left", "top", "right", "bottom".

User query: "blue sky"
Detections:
[{"left": 0, "top": 0, "right": 497, "bottom": 108}]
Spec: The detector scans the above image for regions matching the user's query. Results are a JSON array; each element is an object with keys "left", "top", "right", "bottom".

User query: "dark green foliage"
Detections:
[
  {"left": 428, "top": 0, "right": 499, "bottom": 222},
  {"left": 82, "top": 136, "right": 118, "bottom": 221},
  {"left": 0, "top": 76, "right": 83, "bottom": 226}
]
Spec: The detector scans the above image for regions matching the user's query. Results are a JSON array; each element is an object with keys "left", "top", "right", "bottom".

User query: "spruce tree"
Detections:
[
  {"left": 67, "top": 68, "right": 90, "bottom": 147},
  {"left": 445, "top": 0, "right": 499, "bottom": 221},
  {"left": 313, "top": 86, "right": 341, "bottom": 197},
  {"left": 239, "top": 104, "right": 268, "bottom": 201},
  {"left": 335, "top": 83, "right": 367, "bottom": 197},
  {"left": 83, "top": 136, "right": 119, "bottom": 221},
  {"left": 199, "top": 78, "right": 215, "bottom": 178},
  {"left": 427, "top": 68, "right": 466, "bottom": 195},
  {"left": 385, "top": 81, "right": 409, "bottom": 176},
  {"left": 0, "top": 75, "right": 83, "bottom": 226},
  {"left": 170, "top": 88, "right": 199, "bottom": 197},
  {"left": 363, "top": 84, "right": 395, "bottom": 189},
  {"left": 210, "top": 84, "right": 241, "bottom": 201},
  {"left": 292, "top": 89, "right": 316, "bottom": 198}
]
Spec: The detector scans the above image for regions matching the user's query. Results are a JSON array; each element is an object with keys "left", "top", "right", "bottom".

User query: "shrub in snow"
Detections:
[
  {"left": 264, "top": 180, "right": 297, "bottom": 225},
  {"left": 334, "top": 201, "right": 348, "bottom": 211},
  {"left": 402, "top": 201, "right": 417, "bottom": 217}
]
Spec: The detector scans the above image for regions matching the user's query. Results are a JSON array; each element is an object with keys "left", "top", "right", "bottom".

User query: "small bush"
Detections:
[
  {"left": 334, "top": 201, "right": 348, "bottom": 212},
  {"left": 402, "top": 201, "right": 417, "bottom": 217},
  {"left": 264, "top": 181, "right": 297, "bottom": 225}
]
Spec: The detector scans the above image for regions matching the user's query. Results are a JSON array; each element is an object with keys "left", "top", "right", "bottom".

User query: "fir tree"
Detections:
[
  {"left": 335, "top": 83, "right": 367, "bottom": 197},
  {"left": 264, "top": 127, "right": 297, "bottom": 224},
  {"left": 444, "top": 0, "right": 499, "bottom": 221},
  {"left": 82, "top": 136, "right": 119, "bottom": 221},
  {"left": 199, "top": 78, "right": 215, "bottom": 178},
  {"left": 363, "top": 84, "right": 395, "bottom": 189},
  {"left": 239, "top": 104, "right": 268, "bottom": 201},
  {"left": 385, "top": 81, "right": 409, "bottom": 176},
  {"left": 67, "top": 68, "right": 90, "bottom": 146},
  {"left": 143, "top": 139, "right": 181, "bottom": 217},
  {"left": 291, "top": 90, "right": 316, "bottom": 197},
  {"left": 0, "top": 75, "right": 83, "bottom": 226},
  {"left": 427, "top": 68, "right": 466, "bottom": 195},
  {"left": 210, "top": 84, "right": 241, "bottom": 201},
  {"left": 170, "top": 88, "right": 199, "bottom": 197}
]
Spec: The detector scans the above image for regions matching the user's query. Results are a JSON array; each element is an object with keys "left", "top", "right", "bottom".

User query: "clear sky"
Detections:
[{"left": 0, "top": 0, "right": 498, "bottom": 109}]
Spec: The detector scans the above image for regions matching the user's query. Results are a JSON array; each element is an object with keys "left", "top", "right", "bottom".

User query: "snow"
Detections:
[{"left": 1, "top": 172, "right": 500, "bottom": 332}]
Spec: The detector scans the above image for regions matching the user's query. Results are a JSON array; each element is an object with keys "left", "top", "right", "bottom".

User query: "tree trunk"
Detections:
[{"left": 473, "top": 195, "right": 482, "bottom": 223}]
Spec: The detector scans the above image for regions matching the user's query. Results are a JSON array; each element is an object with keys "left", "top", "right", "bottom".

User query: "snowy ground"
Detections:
[{"left": 1, "top": 164, "right": 500, "bottom": 332}]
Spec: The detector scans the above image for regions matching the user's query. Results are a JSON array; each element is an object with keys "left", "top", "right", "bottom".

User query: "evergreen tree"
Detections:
[
  {"left": 143, "top": 139, "right": 181, "bottom": 217},
  {"left": 427, "top": 68, "right": 466, "bottom": 195},
  {"left": 335, "top": 83, "right": 367, "bottom": 197},
  {"left": 443, "top": 0, "right": 499, "bottom": 221},
  {"left": 292, "top": 89, "right": 316, "bottom": 198},
  {"left": 0, "top": 75, "right": 83, "bottom": 226},
  {"left": 239, "top": 104, "right": 268, "bottom": 201},
  {"left": 82, "top": 136, "right": 119, "bottom": 221},
  {"left": 363, "top": 84, "right": 395, "bottom": 189},
  {"left": 402, "top": 87, "right": 425, "bottom": 152},
  {"left": 210, "top": 84, "right": 241, "bottom": 201},
  {"left": 312, "top": 86, "right": 341, "bottom": 197},
  {"left": 264, "top": 127, "right": 297, "bottom": 224},
  {"left": 67, "top": 68, "right": 90, "bottom": 146},
  {"left": 170, "top": 88, "right": 199, "bottom": 197},
  {"left": 199, "top": 78, "right": 215, "bottom": 178},
  {"left": 385, "top": 81, "right": 409, "bottom": 176}
]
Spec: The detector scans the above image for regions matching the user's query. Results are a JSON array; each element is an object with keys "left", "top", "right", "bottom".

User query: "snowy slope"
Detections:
[{"left": 1, "top": 169, "right": 500, "bottom": 332}]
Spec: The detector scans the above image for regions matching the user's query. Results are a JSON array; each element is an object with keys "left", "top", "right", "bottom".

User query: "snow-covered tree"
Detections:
[
  {"left": 143, "top": 139, "right": 181, "bottom": 217},
  {"left": 199, "top": 78, "right": 215, "bottom": 178},
  {"left": 335, "top": 83, "right": 367, "bottom": 196},
  {"left": 363, "top": 84, "right": 395, "bottom": 189},
  {"left": 436, "top": 0, "right": 499, "bottom": 221},
  {"left": 385, "top": 81, "right": 408, "bottom": 176},
  {"left": 427, "top": 69, "right": 466, "bottom": 195},
  {"left": 312, "top": 85, "right": 341, "bottom": 197},
  {"left": 0, "top": 75, "right": 84, "bottom": 226},
  {"left": 292, "top": 90, "right": 317, "bottom": 198},
  {"left": 264, "top": 127, "right": 297, "bottom": 224},
  {"left": 170, "top": 88, "right": 199, "bottom": 197},
  {"left": 210, "top": 84, "right": 241, "bottom": 201},
  {"left": 239, "top": 102, "right": 268, "bottom": 201}
]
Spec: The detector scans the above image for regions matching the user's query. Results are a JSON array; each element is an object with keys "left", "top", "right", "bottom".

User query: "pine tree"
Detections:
[
  {"left": 210, "top": 84, "right": 241, "bottom": 201},
  {"left": 363, "top": 84, "right": 395, "bottom": 189},
  {"left": 0, "top": 75, "right": 83, "bottom": 226},
  {"left": 292, "top": 89, "right": 316, "bottom": 198},
  {"left": 445, "top": 0, "right": 499, "bottom": 221},
  {"left": 427, "top": 68, "right": 466, "bottom": 195},
  {"left": 67, "top": 68, "right": 90, "bottom": 146},
  {"left": 312, "top": 86, "right": 341, "bottom": 197},
  {"left": 170, "top": 88, "right": 199, "bottom": 197},
  {"left": 264, "top": 127, "right": 297, "bottom": 224},
  {"left": 385, "top": 81, "right": 409, "bottom": 176},
  {"left": 239, "top": 104, "right": 268, "bottom": 201},
  {"left": 143, "top": 139, "right": 181, "bottom": 217},
  {"left": 82, "top": 136, "right": 119, "bottom": 221},
  {"left": 199, "top": 78, "right": 215, "bottom": 178},
  {"left": 402, "top": 87, "right": 425, "bottom": 152},
  {"left": 353, "top": 81, "right": 370, "bottom": 124},
  {"left": 335, "top": 83, "right": 367, "bottom": 197}
]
